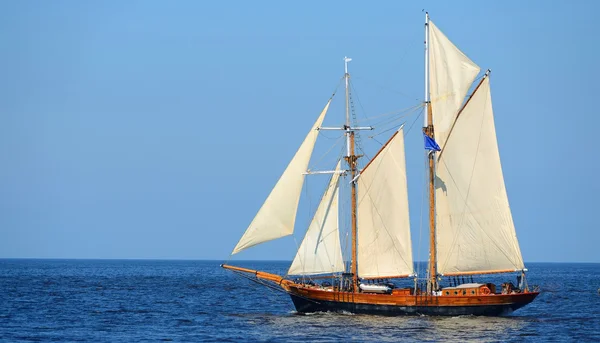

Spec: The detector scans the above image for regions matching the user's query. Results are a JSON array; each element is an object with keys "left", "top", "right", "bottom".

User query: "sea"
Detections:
[{"left": 0, "top": 260, "right": 598, "bottom": 342}]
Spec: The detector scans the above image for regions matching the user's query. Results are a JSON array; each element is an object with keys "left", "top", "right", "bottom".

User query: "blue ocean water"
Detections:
[{"left": 0, "top": 260, "right": 598, "bottom": 342}]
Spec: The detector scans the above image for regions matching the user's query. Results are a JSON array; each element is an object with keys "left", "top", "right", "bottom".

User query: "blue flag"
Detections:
[{"left": 423, "top": 133, "right": 441, "bottom": 151}]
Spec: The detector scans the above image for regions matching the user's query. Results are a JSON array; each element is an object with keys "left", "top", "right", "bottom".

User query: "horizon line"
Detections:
[{"left": 0, "top": 257, "right": 599, "bottom": 264}]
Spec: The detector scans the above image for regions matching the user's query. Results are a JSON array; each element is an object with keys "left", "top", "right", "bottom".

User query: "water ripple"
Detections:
[{"left": 0, "top": 260, "right": 598, "bottom": 342}]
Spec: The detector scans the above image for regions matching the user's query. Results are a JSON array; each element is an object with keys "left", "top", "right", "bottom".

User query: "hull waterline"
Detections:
[
  {"left": 289, "top": 293, "right": 538, "bottom": 316},
  {"left": 286, "top": 285, "right": 539, "bottom": 316}
]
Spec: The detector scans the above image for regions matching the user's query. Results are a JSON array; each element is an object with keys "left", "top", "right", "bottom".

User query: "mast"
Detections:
[
  {"left": 424, "top": 12, "right": 438, "bottom": 293},
  {"left": 344, "top": 57, "right": 359, "bottom": 292},
  {"left": 424, "top": 12, "right": 430, "bottom": 128}
]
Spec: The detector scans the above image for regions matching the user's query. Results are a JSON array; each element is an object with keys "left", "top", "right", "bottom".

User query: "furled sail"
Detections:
[
  {"left": 288, "top": 162, "right": 344, "bottom": 275},
  {"left": 435, "top": 78, "right": 525, "bottom": 275},
  {"left": 232, "top": 100, "right": 331, "bottom": 254},
  {"left": 357, "top": 127, "right": 413, "bottom": 278},
  {"left": 429, "top": 20, "right": 480, "bottom": 150}
]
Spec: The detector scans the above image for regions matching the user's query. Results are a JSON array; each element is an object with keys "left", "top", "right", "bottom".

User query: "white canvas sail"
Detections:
[
  {"left": 288, "top": 162, "right": 344, "bottom": 275},
  {"left": 435, "top": 78, "right": 525, "bottom": 275},
  {"left": 232, "top": 100, "right": 331, "bottom": 254},
  {"left": 429, "top": 20, "right": 480, "bottom": 150},
  {"left": 357, "top": 128, "right": 414, "bottom": 278}
]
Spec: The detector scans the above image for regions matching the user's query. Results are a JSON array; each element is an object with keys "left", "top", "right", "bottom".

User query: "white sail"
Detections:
[
  {"left": 357, "top": 127, "right": 414, "bottom": 278},
  {"left": 288, "top": 162, "right": 344, "bottom": 275},
  {"left": 232, "top": 100, "right": 331, "bottom": 254},
  {"left": 435, "top": 78, "right": 525, "bottom": 275},
  {"left": 429, "top": 20, "right": 481, "bottom": 150}
]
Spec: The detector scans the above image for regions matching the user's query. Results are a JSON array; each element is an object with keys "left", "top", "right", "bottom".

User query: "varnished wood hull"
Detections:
[
  {"left": 219, "top": 264, "right": 538, "bottom": 316},
  {"left": 287, "top": 286, "right": 538, "bottom": 316}
]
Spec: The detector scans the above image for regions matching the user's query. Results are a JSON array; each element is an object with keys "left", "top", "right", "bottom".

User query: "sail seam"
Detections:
[
  {"left": 357, "top": 145, "right": 413, "bottom": 277},
  {"left": 438, "top": 80, "right": 491, "bottom": 272},
  {"left": 438, "top": 157, "right": 520, "bottom": 273}
]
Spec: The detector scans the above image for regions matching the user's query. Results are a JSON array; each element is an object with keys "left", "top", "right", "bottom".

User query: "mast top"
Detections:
[
  {"left": 424, "top": 12, "right": 430, "bottom": 127},
  {"left": 344, "top": 56, "right": 352, "bottom": 75}
]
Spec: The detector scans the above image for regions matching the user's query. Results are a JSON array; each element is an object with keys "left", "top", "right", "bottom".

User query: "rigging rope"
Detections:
[
  {"left": 405, "top": 107, "right": 424, "bottom": 135},
  {"left": 231, "top": 270, "right": 322, "bottom": 304},
  {"left": 308, "top": 134, "right": 344, "bottom": 172},
  {"left": 365, "top": 103, "right": 423, "bottom": 127},
  {"left": 353, "top": 75, "right": 420, "bottom": 101},
  {"left": 366, "top": 106, "right": 422, "bottom": 141},
  {"left": 349, "top": 80, "right": 371, "bottom": 125}
]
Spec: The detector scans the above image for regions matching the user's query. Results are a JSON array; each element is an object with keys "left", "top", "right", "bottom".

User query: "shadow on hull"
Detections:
[{"left": 290, "top": 295, "right": 534, "bottom": 316}]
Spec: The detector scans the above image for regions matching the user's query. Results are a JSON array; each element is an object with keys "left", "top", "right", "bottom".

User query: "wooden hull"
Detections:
[
  {"left": 220, "top": 264, "right": 538, "bottom": 316},
  {"left": 287, "top": 286, "right": 539, "bottom": 316}
]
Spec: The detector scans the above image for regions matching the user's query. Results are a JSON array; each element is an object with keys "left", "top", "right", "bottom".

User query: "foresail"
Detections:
[
  {"left": 232, "top": 100, "right": 331, "bottom": 254},
  {"left": 357, "top": 128, "right": 413, "bottom": 278},
  {"left": 435, "top": 78, "right": 525, "bottom": 275},
  {"left": 429, "top": 20, "right": 480, "bottom": 150},
  {"left": 288, "top": 162, "right": 344, "bottom": 275}
]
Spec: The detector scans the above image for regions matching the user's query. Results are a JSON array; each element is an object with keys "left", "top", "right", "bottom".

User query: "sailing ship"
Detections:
[{"left": 221, "top": 13, "right": 539, "bottom": 316}]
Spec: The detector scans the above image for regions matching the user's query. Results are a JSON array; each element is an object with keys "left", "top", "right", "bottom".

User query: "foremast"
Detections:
[
  {"left": 344, "top": 57, "right": 359, "bottom": 293},
  {"left": 317, "top": 57, "right": 371, "bottom": 292}
]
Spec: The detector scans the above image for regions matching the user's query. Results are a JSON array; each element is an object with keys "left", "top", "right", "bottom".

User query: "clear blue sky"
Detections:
[{"left": 1, "top": 0, "right": 597, "bottom": 262}]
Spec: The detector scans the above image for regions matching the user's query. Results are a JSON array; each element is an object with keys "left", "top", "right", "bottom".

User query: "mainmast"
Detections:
[
  {"left": 424, "top": 12, "right": 438, "bottom": 293},
  {"left": 344, "top": 57, "right": 359, "bottom": 292}
]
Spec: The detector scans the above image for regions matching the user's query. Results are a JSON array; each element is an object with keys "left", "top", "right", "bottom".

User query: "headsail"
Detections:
[
  {"left": 232, "top": 100, "right": 332, "bottom": 254},
  {"left": 357, "top": 127, "right": 413, "bottom": 278},
  {"left": 288, "top": 161, "right": 344, "bottom": 275},
  {"left": 435, "top": 78, "right": 525, "bottom": 275},
  {"left": 429, "top": 20, "right": 480, "bottom": 150}
]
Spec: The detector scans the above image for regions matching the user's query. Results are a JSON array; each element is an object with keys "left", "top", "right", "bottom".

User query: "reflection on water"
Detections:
[
  {"left": 256, "top": 311, "right": 529, "bottom": 343},
  {"left": 425, "top": 316, "right": 528, "bottom": 342}
]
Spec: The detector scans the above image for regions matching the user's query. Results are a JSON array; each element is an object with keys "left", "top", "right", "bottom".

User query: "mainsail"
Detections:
[
  {"left": 357, "top": 127, "right": 414, "bottom": 278},
  {"left": 434, "top": 78, "right": 525, "bottom": 274},
  {"left": 428, "top": 20, "right": 480, "bottom": 150},
  {"left": 232, "top": 100, "right": 332, "bottom": 254},
  {"left": 288, "top": 162, "right": 344, "bottom": 275}
]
